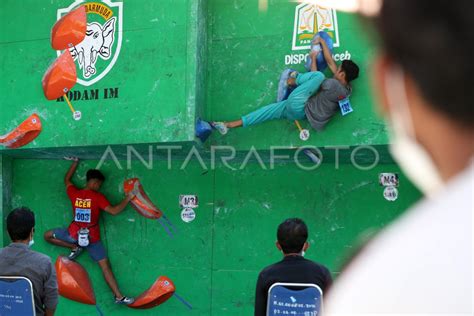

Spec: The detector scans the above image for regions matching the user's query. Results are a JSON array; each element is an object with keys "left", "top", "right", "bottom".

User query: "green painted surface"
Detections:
[
  {"left": 0, "top": 0, "right": 198, "bottom": 149},
  {"left": 9, "top": 159, "right": 420, "bottom": 315},
  {"left": 0, "top": 0, "right": 423, "bottom": 315},
  {"left": 0, "top": 155, "right": 13, "bottom": 245},
  {"left": 0, "top": 143, "right": 395, "bottom": 166},
  {"left": 206, "top": 0, "right": 383, "bottom": 150}
]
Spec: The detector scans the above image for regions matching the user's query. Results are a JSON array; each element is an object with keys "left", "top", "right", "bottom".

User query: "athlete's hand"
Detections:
[
  {"left": 126, "top": 192, "right": 136, "bottom": 201},
  {"left": 64, "top": 156, "right": 79, "bottom": 162},
  {"left": 312, "top": 37, "right": 321, "bottom": 45},
  {"left": 309, "top": 50, "right": 320, "bottom": 60}
]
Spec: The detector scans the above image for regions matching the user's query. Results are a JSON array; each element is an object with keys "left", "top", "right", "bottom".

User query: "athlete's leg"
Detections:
[
  {"left": 285, "top": 71, "right": 326, "bottom": 119},
  {"left": 215, "top": 73, "right": 318, "bottom": 130},
  {"left": 241, "top": 100, "right": 289, "bottom": 127},
  {"left": 98, "top": 259, "right": 123, "bottom": 297},
  {"left": 44, "top": 228, "right": 76, "bottom": 249}
]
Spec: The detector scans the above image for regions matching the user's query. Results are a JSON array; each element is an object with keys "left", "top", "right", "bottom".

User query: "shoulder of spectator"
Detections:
[
  {"left": 30, "top": 251, "right": 53, "bottom": 268},
  {"left": 259, "top": 262, "right": 277, "bottom": 276}
]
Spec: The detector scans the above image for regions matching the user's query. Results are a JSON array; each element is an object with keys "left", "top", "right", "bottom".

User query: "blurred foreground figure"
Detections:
[{"left": 326, "top": 0, "right": 473, "bottom": 314}]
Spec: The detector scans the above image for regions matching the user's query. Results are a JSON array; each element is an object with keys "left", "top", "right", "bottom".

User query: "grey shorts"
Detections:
[{"left": 52, "top": 228, "right": 107, "bottom": 262}]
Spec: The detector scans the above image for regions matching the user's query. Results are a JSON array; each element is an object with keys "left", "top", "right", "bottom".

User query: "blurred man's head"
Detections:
[
  {"left": 276, "top": 218, "right": 309, "bottom": 255},
  {"left": 336, "top": 59, "right": 360, "bottom": 84},
  {"left": 372, "top": 0, "right": 474, "bottom": 195},
  {"left": 86, "top": 169, "right": 105, "bottom": 191},
  {"left": 7, "top": 207, "right": 35, "bottom": 242}
]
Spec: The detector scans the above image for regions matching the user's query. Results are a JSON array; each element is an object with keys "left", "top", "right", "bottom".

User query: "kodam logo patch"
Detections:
[{"left": 56, "top": 0, "right": 123, "bottom": 86}]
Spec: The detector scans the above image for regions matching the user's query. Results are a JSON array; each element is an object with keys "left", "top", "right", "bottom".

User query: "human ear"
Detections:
[{"left": 275, "top": 241, "right": 282, "bottom": 252}]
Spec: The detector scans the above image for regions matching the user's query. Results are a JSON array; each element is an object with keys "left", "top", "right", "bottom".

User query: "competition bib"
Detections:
[
  {"left": 338, "top": 98, "right": 354, "bottom": 116},
  {"left": 74, "top": 208, "right": 91, "bottom": 223}
]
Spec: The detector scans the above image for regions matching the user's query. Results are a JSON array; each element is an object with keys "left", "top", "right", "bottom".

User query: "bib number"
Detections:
[
  {"left": 338, "top": 98, "right": 354, "bottom": 116},
  {"left": 75, "top": 208, "right": 91, "bottom": 223}
]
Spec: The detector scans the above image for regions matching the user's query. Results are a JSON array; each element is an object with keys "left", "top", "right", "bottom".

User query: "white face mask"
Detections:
[
  {"left": 384, "top": 67, "right": 444, "bottom": 197},
  {"left": 28, "top": 239, "right": 35, "bottom": 248}
]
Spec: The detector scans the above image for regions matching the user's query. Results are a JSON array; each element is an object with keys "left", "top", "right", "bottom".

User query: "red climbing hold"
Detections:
[
  {"left": 0, "top": 114, "right": 42, "bottom": 149},
  {"left": 123, "top": 178, "right": 164, "bottom": 219},
  {"left": 42, "top": 50, "right": 77, "bottom": 100},
  {"left": 55, "top": 256, "right": 96, "bottom": 305},
  {"left": 128, "top": 276, "right": 176, "bottom": 309},
  {"left": 51, "top": 5, "right": 87, "bottom": 50}
]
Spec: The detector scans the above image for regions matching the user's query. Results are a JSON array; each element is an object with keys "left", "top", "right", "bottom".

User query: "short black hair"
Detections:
[
  {"left": 7, "top": 207, "right": 35, "bottom": 241},
  {"left": 341, "top": 60, "right": 360, "bottom": 82},
  {"left": 86, "top": 169, "right": 105, "bottom": 182},
  {"left": 375, "top": 0, "right": 473, "bottom": 127},
  {"left": 277, "top": 218, "right": 308, "bottom": 254}
]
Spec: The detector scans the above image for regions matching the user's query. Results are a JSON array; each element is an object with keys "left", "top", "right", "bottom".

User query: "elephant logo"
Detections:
[
  {"left": 56, "top": 0, "right": 123, "bottom": 86},
  {"left": 70, "top": 18, "right": 116, "bottom": 79}
]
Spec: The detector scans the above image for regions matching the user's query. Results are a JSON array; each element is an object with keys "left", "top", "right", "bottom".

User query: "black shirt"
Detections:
[{"left": 254, "top": 255, "right": 332, "bottom": 316}]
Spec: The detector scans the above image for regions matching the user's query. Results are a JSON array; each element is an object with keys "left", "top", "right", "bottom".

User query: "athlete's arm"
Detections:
[
  {"left": 64, "top": 157, "right": 79, "bottom": 187},
  {"left": 310, "top": 50, "right": 320, "bottom": 72},
  {"left": 104, "top": 194, "right": 134, "bottom": 215},
  {"left": 315, "top": 37, "right": 337, "bottom": 74}
]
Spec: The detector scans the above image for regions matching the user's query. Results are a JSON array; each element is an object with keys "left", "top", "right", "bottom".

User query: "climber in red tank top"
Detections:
[
  {"left": 44, "top": 157, "right": 135, "bottom": 305},
  {"left": 66, "top": 184, "right": 110, "bottom": 243}
]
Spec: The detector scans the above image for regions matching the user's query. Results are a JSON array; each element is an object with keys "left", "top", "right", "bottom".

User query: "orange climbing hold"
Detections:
[
  {"left": 0, "top": 114, "right": 42, "bottom": 149},
  {"left": 55, "top": 256, "right": 96, "bottom": 305},
  {"left": 128, "top": 276, "right": 176, "bottom": 309},
  {"left": 51, "top": 5, "right": 87, "bottom": 50},
  {"left": 42, "top": 50, "right": 77, "bottom": 100},
  {"left": 124, "top": 178, "right": 164, "bottom": 219}
]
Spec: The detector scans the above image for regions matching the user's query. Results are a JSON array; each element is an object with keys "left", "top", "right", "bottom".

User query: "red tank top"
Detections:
[{"left": 66, "top": 185, "right": 110, "bottom": 243}]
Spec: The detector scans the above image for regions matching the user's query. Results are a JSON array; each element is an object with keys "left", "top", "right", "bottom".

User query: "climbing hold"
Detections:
[
  {"left": 51, "top": 5, "right": 87, "bottom": 50},
  {"left": 124, "top": 178, "right": 176, "bottom": 237},
  {"left": 0, "top": 114, "right": 42, "bottom": 149},
  {"left": 42, "top": 50, "right": 77, "bottom": 100},
  {"left": 304, "top": 31, "right": 334, "bottom": 72},
  {"left": 124, "top": 178, "right": 164, "bottom": 219},
  {"left": 55, "top": 256, "right": 96, "bottom": 305},
  {"left": 128, "top": 276, "right": 175, "bottom": 309}
]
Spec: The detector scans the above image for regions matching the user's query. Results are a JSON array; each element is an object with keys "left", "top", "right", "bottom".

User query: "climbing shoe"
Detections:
[{"left": 115, "top": 296, "right": 135, "bottom": 305}]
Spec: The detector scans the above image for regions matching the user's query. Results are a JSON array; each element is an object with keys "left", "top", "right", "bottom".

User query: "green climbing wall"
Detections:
[
  {"left": 1, "top": 0, "right": 423, "bottom": 315},
  {"left": 206, "top": 0, "right": 382, "bottom": 150},
  {"left": 0, "top": 0, "right": 202, "bottom": 148},
  {"left": 8, "top": 158, "right": 420, "bottom": 315}
]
